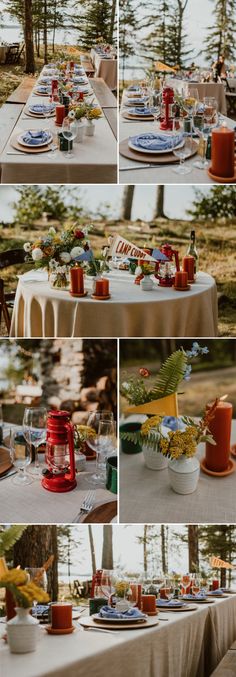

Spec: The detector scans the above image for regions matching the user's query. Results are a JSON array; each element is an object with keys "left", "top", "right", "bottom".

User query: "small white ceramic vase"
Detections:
[
  {"left": 168, "top": 455, "right": 200, "bottom": 494},
  {"left": 85, "top": 120, "right": 95, "bottom": 136},
  {"left": 142, "top": 430, "right": 168, "bottom": 470},
  {"left": 140, "top": 276, "right": 154, "bottom": 291},
  {"left": 7, "top": 607, "right": 39, "bottom": 654},
  {"left": 75, "top": 120, "right": 85, "bottom": 142}
]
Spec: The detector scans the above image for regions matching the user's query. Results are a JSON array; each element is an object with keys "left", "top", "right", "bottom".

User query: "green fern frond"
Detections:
[
  {"left": 0, "top": 526, "right": 27, "bottom": 557},
  {"left": 148, "top": 350, "right": 187, "bottom": 400},
  {"left": 120, "top": 431, "right": 142, "bottom": 446}
]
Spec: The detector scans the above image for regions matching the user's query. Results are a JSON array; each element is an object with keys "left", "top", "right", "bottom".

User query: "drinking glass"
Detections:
[
  {"left": 87, "top": 419, "right": 116, "bottom": 485},
  {"left": 149, "top": 90, "right": 161, "bottom": 128},
  {"left": 10, "top": 428, "right": 32, "bottom": 485},
  {"left": 25, "top": 567, "right": 47, "bottom": 618},
  {"left": 203, "top": 97, "right": 218, "bottom": 128},
  {"left": 61, "top": 117, "right": 77, "bottom": 158},
  {"left": 172, "top": 118, "right": 192, "bottom": 175},
  {"left": 192, "top": 112, "right": 209, "bottom": 169},
  {"left": 23, "top": 407, "right": 47, "bottom": 477},
  {"left": 181, "top": 574, "right": 190, "bottom": 596},
  {"left": 94, "top": 569, "right": 112, "bottom": 598},
  {"left": 192, "top": 575, "right": 200, "bottom": 596}
]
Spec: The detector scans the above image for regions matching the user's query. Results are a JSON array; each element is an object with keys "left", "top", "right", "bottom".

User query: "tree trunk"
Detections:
[
  {"left": 109, "top": 0, "right": 116, "bottom": 43},
  {"left": 121, "top": 185, "right": 135, "bottom": 220},
  {"left": 154, "top": 185, "right": 166, "bottom": 218},
  {"left": 88, "top": 526, "right": 97, "bottom": 574},
  {"left": 188, "top": 525, "right": 199, "bottom": 572},
  {"left": 161, "top": 525, "right": 168, "bottom": 573},
  {"left": 143, "top": 525, "right": 148, "bottom": 574},
  {"left": 44, "top": 0, "right": 48, "bottom": 64},
  {"left": 101, "top": 526, "right": 113, "bottom": 569},
  {"left": 13, "top": 526, "right": 58, "bottom": 601},
  {"left": 24, "top": 0, "right": 35, "bottom": 74}
]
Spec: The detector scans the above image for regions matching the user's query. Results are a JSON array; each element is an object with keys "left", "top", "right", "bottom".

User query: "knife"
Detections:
[
  {"left": 0, "top": 470, "right": 18, "bottom": 481},
  {"left": 120, "top": 164, "right": 162, "bottom": 171}
]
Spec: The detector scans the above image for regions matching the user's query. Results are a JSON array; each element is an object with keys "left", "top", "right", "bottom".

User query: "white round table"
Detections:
[{"left": 10, "top": 269, "right": 218, "bottom": 338}]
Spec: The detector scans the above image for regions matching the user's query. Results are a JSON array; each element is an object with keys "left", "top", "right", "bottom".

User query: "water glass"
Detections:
[
  {"left": 10, "top": 428, "right": 32, "bottom": 485},
  {"left": 172, "top": 118, "right": 192, "bottom": 175},
  {"left": 61, "top": 118, "right": 77, "bottom": 158},
  {"left": 23, "top": 407, "right": 47, "bottom": 477}
]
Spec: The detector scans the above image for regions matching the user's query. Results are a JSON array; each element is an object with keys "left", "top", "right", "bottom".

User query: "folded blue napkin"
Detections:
[
  {"left": 29, "top": 104, "right": 55, "bottom": 114},
  {"left": 130, "top": 132, "right": 183, "bottom": 152},
  {"left": 128, "top": 85, "right": 140, "bottom": 91},
  {"left": 157, "top": 599, "right": 185, "bottom": 607},
  {"left": 22, "top": 130, "right": 50, "bottom": 146},
  {"left": 129, "top": 107, "right": 153, "bottom": 116},
  {"left": 127, "top": 97, "right": 147, "bottom": 105},
  {"left": 99, "top": 605, "right": 145, "bottom": 619},
  {"left": 37, "top": 86, "right": 49, "bottom": 92},
  {"left": 208, "top": 589, "right": 224, "bottom": 596},
  {"left": 182, "top": 594, "right": 207, "bottom": 600}
]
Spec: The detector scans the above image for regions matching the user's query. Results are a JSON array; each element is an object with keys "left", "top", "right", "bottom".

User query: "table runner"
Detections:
[
  {"left": 1, "top": 597, "right": 236, "bottom": 677},
  {"left": 10, "top": 270, "right": 218, "bottom": 338},
  {"left": 119, "top": 421, "right": 236, "bottom": 524},
  {"left": 91, "top": 48, "right": 117, "bottom": 90},
  {"left": 0, "top": 67, "right": 117, "bottom": 184}
]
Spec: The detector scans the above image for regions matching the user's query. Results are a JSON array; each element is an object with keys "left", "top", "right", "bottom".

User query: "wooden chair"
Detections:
[
  {"left": 226, "top": 91, "right": 236, "bottom": 118},
  {"left": 0, "top": 248, "right": 26, "bottom": 334},
  {"left": 5, "top": 43, "right": 25, "bottom": 65}
]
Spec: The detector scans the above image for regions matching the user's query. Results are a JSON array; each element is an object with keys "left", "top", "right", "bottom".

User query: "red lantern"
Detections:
[
  {"left": 42, "top": 410, "right": 77, "bottom": 493},
  {"left": 155, "top": 243, "right": 180, "bottom": 287},
  {"left": 160, "top": 86, "right": 174, "bottom": 131}
]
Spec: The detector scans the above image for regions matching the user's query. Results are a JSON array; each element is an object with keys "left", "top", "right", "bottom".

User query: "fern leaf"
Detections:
[
  {"left": 0, "top": 526, "right": 27, "bottom": 557},
  {"left": 120, "top": 431, "right": 142, "bottom": 446},
  {"left": 148, "top": 350, "right": 187, "bottom": 400}
]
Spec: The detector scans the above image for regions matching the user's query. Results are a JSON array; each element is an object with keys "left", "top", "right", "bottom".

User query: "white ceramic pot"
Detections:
[
  {"left": 85, "top": 120, "right": 95, "bottom": 136},
  {"left": 142, "top": 431, "right": 168, "bottom": 470},
  {"left": 7, "top": 607, "right": 39, "bottom": 654},
  {"left": 168, "top": 456, "right": 200, "bottom": 494},
  {"left": 75, "top": 120, "right": 85, "bottom": 142},
  {"left": 140, "top": 276, "right": 154, "bottom": 291}
]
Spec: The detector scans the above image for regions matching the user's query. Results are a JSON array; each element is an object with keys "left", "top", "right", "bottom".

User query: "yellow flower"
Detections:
[
  {"left": 0, "top": 569, "right": 27, "bottom": 585},
  {"left": 19, "top": 583, "right": 49, "bottom": 606},
  {"left": 141, "top": 416, "right": 162, "bottom": 436},
  {"left": 159, "top": 438, "right": 169, "bottom": 455}
]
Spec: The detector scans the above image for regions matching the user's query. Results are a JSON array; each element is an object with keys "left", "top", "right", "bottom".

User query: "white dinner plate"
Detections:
[
  {"left": 128, "top": 134, "right": 185, "bottom": 155},
  {"left": 17, "top": 131, "right": 53, "bottom": 148}
]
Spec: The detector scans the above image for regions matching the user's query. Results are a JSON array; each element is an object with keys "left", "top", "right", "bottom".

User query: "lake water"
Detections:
[{"left": 0, "top": 24, "right": 78, "bottom": 46}]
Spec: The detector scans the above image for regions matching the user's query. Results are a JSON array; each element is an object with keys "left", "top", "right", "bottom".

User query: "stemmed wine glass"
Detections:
[
  {"left": 172, "top": 118, "right": 192, "bottom": 175},
  {"left": 192, "top": 575, "right": 200, "bottom": 596},
  {"left": 86, "top": 418, "right": 116, "bottom": 485},
  {"left": 23, "top": 407, "right": 47, "bottom": 477},
  {"left": 149, "top": 89, "right": 161, "bottom": 128},
  {"left": 61, "top": 117, "right": 77, "bottom": 158},
  {"left": 192, "top": 111, "right": 209, "bottom": 169},
  {"left": 203, "top": 97, "right": 218, "bottom": 128},
  {"left": 25, "top": 567, "right": 47, "bottom": 618},
  {"left": 10, "top": 427, "right": 32, "bottom": 485},
  {"left": 181, "top": 574, "right": 191, "bottom": 597}
]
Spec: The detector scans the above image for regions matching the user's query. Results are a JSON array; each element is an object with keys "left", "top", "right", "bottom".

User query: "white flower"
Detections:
[
  {"left": 48, "top": 227, "right": 56, "bottom": 235},
  {"left": 23, "top": 242, "right": 31, "bottom": 253},
  {"left": 49, "top": 258, "right": 57, "bottom": 269},
  {"left": 60, "top": 251, "right": 71, "bottom": 263},
  {"left": 70, "top": 246, "right": 84, "bottom": 259},
  {"left": 135, "top": 266, "right": 142, "bottom": 276},
  {"left": 68, "top": 110, "right": 75, "bottom": 119},
  {"left": 32, "top": 248, "right": 43, "bottom": 261}
]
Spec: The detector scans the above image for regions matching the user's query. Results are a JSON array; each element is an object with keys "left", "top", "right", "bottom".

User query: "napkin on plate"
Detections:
[
  {"left": 182, "top": 593, "right": 207, "bottom": 600},
  {"left": 99, "top": 605, "right": 145, "bottom": 619},
  {"left": 22, "top": 130, "right": 50, "bottom": 146},
  {"left": 208, "top": 589, "right": 224, "bottom": 595},
  {"left": 157, "top": 599, "right": 185, "bottom": 607},
  {"left": 131, "top": 107, "right": 153, "bottom": 116},
  {"left": 29, "top": 104, "right": 55, "bottom": 114},
  {"left": 127, "top": 85, "right": 140, "bottom": 91},
  {"left": 130, "top": 132, "right": 183, "bottom": 152}
]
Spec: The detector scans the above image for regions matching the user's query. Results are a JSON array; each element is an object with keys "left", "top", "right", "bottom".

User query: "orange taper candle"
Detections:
[
  {"left": 205, "top": 401, "right": 233, "bottom": 472},
  {"left": 211, "top": 126, "right": 235, "bottom": 178},
  {"left": 183, "top": 255, "right": 195, "bottom": 282},
  {"left": 51, "top": 603, "right": 72, "bottom": 629},
  {"left": 70, "top": 265, "right": 84, "bottom": 295}
]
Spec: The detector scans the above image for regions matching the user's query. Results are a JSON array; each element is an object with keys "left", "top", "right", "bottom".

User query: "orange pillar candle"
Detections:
[
  {"left": 95, "top": 278, "right": 109, "bottom": 297},
  {"left": 174, "top": 271, "right": 188, "bottom": 288},
  {"left": 205, "top": 401, "right": 233, "bottom": 472},
  {"left": 160, "top": 587, "right": 170, "bottom": 599},
  {"left": 183, "top": 256, "right": 195, "bottom": 282},
  {"left": 141, "top": 594, "right": 157, "bottom": 616},
  {"left": 130, "top": 583, "right": 142, "bottom": 609},
  {"left": 51, "top": 603, "right": 72, "bottom": 629},
  {"left": 212, "top": 579, "right": 219, "bottom": 590},
  {"left": 211, "top": 126, "right": 235, "bottom": 178},
  {"left": 70, "top": 265, "right": 84, "bottom": 295},
  {"left": 55, "top": 104, "right": 66, "bottom": 126}
]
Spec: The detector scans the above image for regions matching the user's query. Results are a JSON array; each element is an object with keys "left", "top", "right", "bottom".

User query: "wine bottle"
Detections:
[{"left": 187, "top": 230, "right": 198, "bottom": 273}]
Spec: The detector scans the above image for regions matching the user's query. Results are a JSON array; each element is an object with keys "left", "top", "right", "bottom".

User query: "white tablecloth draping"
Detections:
[
  {"left": 120, "top": 419, "right": 236, "bottom": 524},
  {"left": 0, "top": 66, "right": 117, "bottom": 184},
  {"left": 119, "top": 90, "right": 235, "bottom": 184},
  {"left": 1, "top": 596, "right": 236, "bottom": 677},
  {"left": 10, "top": 269, "right": 218, "bottom": 338},
  {"left": 166, "top": 79, "right": 227, "bottom": 115},
  {"left": 91, "top": 48, "right": 117, "bottom": 90}
]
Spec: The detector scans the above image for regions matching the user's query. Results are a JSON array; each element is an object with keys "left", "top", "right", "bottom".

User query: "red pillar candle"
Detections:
[
  {"left": 212, "top": 579, "right": 219, "bottom": 590},
  {"left": 141, "top": 594, "right": 157, "bottom": 615},
  {"left": 70, "top": 265, "right": 84, "bottom": 295},
  {"left": 51, "top": 78, "right": 58, "bottom": 94},
  {"left": 160, "top": 587, "right": 170, "bottom": 599},
  {"left": 211, "top": 126, "right": 235, "bottom": 178},
  {"left": 174, "top": 271, "right": 188, "bottom": 288},
  {"left": 205, "top": 401, "right": 233, "bottom": 472},
  {"left": 130, "top": 583, "right": 142, "bottom": 609},
  {"left": 183, "top": 256, "right": 195, "bottom": 282},
  {"left": 55, "top": 104, "right": 66, "bottom": 126},
  {"left": 95, "top": 278, "right": 109, "bottom": 297},
  {"left": 51, "top": 603, "right": 72, "bottom": 629}
]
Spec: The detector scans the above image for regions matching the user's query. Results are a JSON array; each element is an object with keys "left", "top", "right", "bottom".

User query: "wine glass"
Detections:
[
  {"left": 87, "top": 419, "right": 115, "bottom": 485},
  {"left": 192, "top": 575, "right": 200, "bottom": 596},
  {"left": 10, "top": 427, "right": 32, "bottom": 485},
  {"left": 25, "top": 567, "right": 47, "bottom": 618},
  {"left": 149, "top": 89, "right": 161, "bottom": 128},
  {"left": 203, "top": 97, "right": 218, "bottom": 128},
  {"left": 181, "top": 574, "right": 190, "bottom": 597},
  {"left": 23, "top": 407, "right": 47, "bottom": 477},
  {"left": 171, "top": 118, "right": 192, "bottom": 175},
  {"left": 192, "top": 112, "right": 209, "bottom": 169},
  {"left": 61, "top": 117, "right": 77, "bottom": 158}
]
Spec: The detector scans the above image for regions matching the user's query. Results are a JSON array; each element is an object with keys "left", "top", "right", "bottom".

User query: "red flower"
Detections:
[
  {"left": 139, "top": 368, "right": 151, "bottom": 378},
  {"left": 74, "top": 229, "right": 85, "bottom": 239},
  {"left": 84, "top": 243, "right": 90, "bottom": 251}
]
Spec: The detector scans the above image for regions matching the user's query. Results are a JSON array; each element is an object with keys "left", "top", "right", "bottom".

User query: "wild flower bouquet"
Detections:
[
  {"left": 0, "top": 569, "right": 49, "bottom": 609},
  {"left": 23, "top": 223, "right": 93, "bottom": 270}
]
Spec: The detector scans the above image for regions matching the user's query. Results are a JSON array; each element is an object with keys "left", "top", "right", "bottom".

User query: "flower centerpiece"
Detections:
[
  {"left": 135, "top": 262, "right": 155, "bottom": 291},
  {"left": 24, "top": 223, "right": 93, "bottom": 289},
  {"left": 0, "top": 568, "right": 49, "bottom": 653}
]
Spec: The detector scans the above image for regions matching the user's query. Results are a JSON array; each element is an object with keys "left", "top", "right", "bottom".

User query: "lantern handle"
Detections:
[{"left": 65, "top": 421, "right": 76, "bottom": 482}]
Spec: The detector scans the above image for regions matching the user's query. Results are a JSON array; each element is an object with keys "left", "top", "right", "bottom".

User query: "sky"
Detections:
[{"left": 0, "top": 185, "right": 211, "bottom": 223}]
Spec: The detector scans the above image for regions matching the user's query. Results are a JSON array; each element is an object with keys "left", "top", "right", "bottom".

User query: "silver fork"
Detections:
[{"left": 72, "top": 490, "right": 95, "bottom": 523}]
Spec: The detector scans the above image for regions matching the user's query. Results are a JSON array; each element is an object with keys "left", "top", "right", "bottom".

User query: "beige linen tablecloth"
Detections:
[
  {"left": 0, "top": 457, "right": 115, "bottom": 523},
  {"left": 119, "top": 101, "right": 235, "bottom": 184},
  {"left": 0, "top": 67, "right": 117, "bottom": 183},
  {"left": 166, "top": 79, "right": 227, "bottom": 115},
  {"left": 10, "top": 270, "right": 218, "bottom": 338},
  {"left": 91, "top": 48, "right": 117, "bottom": 90},
  {"left": 119, "top": 420, "right": 236, "bottom": 524},
  {"left": 1, "top": 597, "right": 236, "bottom": 677}
]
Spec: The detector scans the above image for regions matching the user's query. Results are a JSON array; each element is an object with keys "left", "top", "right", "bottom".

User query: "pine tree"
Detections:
[
  {"left": 119, "top": 0, "right": 138, "bottom": 87},
  {"left": 74, "top": 0, "right": 115, "bottom": 50},
  {"left": 203, "top": 0, "right": 236, "bottom": 62},
  {"left": 188, "top": 185, "right": 236, "bottom": 220},
  {"left": 140, "top": 1, "right": 171, "bottom": 65},
  {"left": 199, "top": 525, "right": 236, "bottom": 587}
]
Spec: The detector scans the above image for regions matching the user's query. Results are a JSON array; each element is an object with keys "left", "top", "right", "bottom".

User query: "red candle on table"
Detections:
[
  {"left": 183, "top": 256, "right": 195, "bottom": 282},
  {"left": 55, "top": 104, "right": 65, "bottom": 126},
  {"left": 51, "top": 603, "right": 72, "bottom": 629},
  {"left": 205, "top": 401, "right": 233, "bottom": 472},
  {"left": 174, "top": 271, "right": 188, "bottom": 288},
  {"left": 212, "top": 579, "right": 219, "bottom": 590},
  {"left": 51, "top": 78, "right": 58, "bottom": 94},
  {"left": 141, "top": 594, "right": 157, "bottom": 615},
  {"left": 160, "top": 587, "right": 170, "bottom": 599},
  {"left": 211, "top": 126, "right": 235, "bottom": 178},
  {"left": 70, "top": 61, "right": 75, "bottom": 70},
  {"left": 101, "top": 278, "right": 109, "bottom": 296},
  {"left": 70, "top": 265, "right": 84, "bottom": 295},
  {"left": 130, "top": 583, "right": 142, "bottom": 609},
  {"left": 95, "top": 278, "right": 109, "bottom": 297}
]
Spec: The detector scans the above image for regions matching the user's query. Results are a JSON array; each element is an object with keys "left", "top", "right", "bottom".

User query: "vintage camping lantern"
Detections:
[
  {"left": 42, "top": 410, "right": 77, "bottom": 493},
  {"left": 160, "top": 86, "right": 175, "bottom": 131},
  {"left": 155, "top": 243, "right": 180, "bottom": 287}
]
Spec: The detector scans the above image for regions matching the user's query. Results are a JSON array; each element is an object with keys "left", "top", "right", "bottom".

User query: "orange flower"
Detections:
[{"left": 139, "top": 368, "right": 151, "bottom": 377}]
